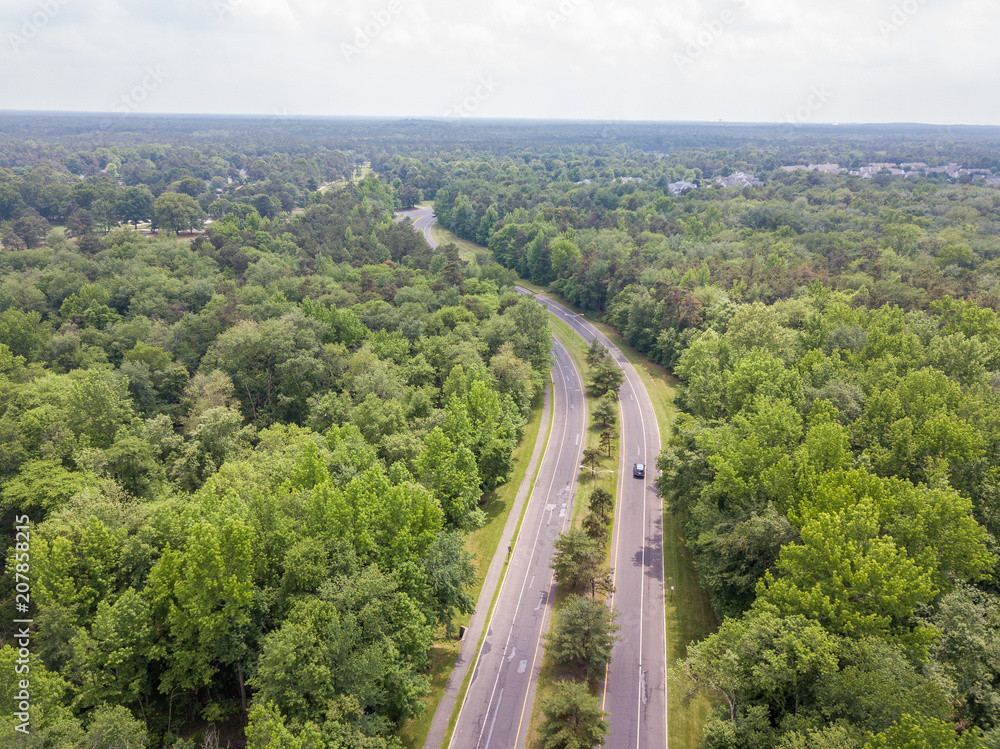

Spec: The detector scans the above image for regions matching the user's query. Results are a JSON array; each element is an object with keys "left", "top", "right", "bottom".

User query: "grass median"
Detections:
[
  {"left": 426, "top": 234, "right": 718, "bottom": 747},
  {"left": 523, "top": 314, "right": 620, "bottom": 747}
]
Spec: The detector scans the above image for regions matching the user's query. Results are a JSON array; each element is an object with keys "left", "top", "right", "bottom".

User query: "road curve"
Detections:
[
  {"left": 397, "top": 205, "right": 438, "bottom": 247},
  {"left": 401, "top": 206, "right": 667, "bottom": 749},
  {"left": 518, "top": 290, "right": 666, "bottom": 749},
  {"left": 402, "top": 205, "right": 589, "bottom": 749}
]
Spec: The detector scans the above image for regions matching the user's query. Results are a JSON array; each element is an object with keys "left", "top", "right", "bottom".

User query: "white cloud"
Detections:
[{"left": 0, "top": 0, "right": 998, "bottom": 123}]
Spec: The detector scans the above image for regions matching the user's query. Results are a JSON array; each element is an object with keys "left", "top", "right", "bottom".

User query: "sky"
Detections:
[{"left": 2, "top": 0, "right": 999, "bottom": 125}]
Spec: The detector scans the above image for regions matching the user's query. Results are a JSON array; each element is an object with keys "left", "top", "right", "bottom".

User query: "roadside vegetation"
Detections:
[
  {"left": 0, "top": 172, "right": 551, "bottom": 748},
  {"left": 3, "top": 116, "right": 1000, "bottom": 747}
]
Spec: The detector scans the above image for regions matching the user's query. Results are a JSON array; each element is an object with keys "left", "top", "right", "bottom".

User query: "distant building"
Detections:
[
  {"left": 715, "top": 172, "right": 762, "bottom": 188},
  {"left": 782, "top": 163, "right": 842, "bottom": 174},
  {"left": 668, "top": 180, "right": 697, "bottom": 196}
]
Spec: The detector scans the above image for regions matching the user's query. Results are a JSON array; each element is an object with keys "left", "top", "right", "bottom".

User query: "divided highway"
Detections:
[
  {"left": 520, "top": 291, "right": 666, "bottom": 749},
  {"left": 400, "top": 207, "right": 667, "bottom": 749}
]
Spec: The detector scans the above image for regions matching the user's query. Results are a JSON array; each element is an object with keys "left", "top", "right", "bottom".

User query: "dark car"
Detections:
[{"left": 633, "top": 462, "right": 645, "bottom": 478}]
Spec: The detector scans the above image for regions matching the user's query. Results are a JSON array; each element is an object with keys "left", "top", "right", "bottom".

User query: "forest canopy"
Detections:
[{"left": 2, "top": 114, "right": 1000, "bottom": 748}]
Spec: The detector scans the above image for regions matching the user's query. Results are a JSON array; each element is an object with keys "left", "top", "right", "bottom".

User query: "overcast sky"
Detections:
[{"left": 2, "top": 0, "right": 998, "bottom": 125}]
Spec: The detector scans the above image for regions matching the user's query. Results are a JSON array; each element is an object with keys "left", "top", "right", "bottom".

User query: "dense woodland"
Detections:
[
  {"left": 0, "top": 123, "right": 551, "bottom": 747},
  {"left": 410, "top": 125, "right": 1000, "bottom": 748},
  {"left": 2, "top": 114, "right": 1000, "bottom": 748}
]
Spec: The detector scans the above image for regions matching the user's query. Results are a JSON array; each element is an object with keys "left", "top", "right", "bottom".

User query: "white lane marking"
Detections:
[
  {"left": 462, "top": 343, "right": 576, "bottom": 749},
  {"left": 575, "top": 434, "right": 580, "bottom": 446},
  {"left": 483, "top": 688, "right": 503, "bottom": 749}
]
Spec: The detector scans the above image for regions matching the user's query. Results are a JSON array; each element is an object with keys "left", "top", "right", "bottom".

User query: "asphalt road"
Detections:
[
  {"left": 519, "top": 292, "right": 666, "bottom": 749},
  {"left": 400, "top": 206, "right": 666, "bottom": 749},
  {"left": 449, "top": 335, "right": 587, "bottom": 749},
  {"left": 397, "top": 205, "right": 438, "bottom": 246},
  {"left": 402, "top": 205, "right": 590, "bottom": 749}
]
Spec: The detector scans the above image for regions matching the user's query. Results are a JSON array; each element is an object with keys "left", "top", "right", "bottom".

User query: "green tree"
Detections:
[
  {"left": 680, "top": 610, "right": 839, "bottom": 724},
  {"left": 590, "top": 357, "right": 624, "bottom": 396},
  {"left": 593, "top": 393, "right": 618, "bottom": 431},
  {"left": 416, "top": 427, "right": 483, "bottom": 530},
  {"left": 581, "top": 446, "right": 601, "bottom": 478},
  {"left": 756, "top": 498, "right": 938, "bottom": 647},
  {"left": 489, "top": 341, "right": 536, "bottom": 417},
  {"left": 154, "top": 191, "right": 205, "bottom": 234},
  {"left": 68, "top": 588, "right": 153, "bottom": 712},
  {"left": 926, "top": 585, "right": 1000, "bottom": 730},
  {"left": 546, "top": 595, "right": 620, "bottom": 679},
  {"left": 600, "top": 427, "right": 616, "bottom": 458},
  {"left": 588, "top": 487, "right": 614, "bottom": 523},
  {"left": 246, "top": 701, "right": 325, "bottom": 749},
  {"left": 537, "top": 680, "right": 610, "bottom": 749},
  {"left": 81, "top": 704, "right": 148, "bottom": 748},
  {"left": 420, "top": 531, "right": 477, "bottom": 637},
  {"left": 552, "top": 529, "right": 611, "bottom": 597},
  {"left": 114, "top": 185, "right": 154, "bottom": 227},
  {"left": 250, "top": 567, "right": 431, "bottom": 731},
  {"left": 586, "top": 339, "right": 609, "bottom": 367},
  {"left": 0, "top": 645, "right": 83, "bottom": 746},
  {"left": 864, "top": 714, "right": 982, "bottom": 749},
  {"left": 145, "top": 520, "right": 254, "bottom": 702}
]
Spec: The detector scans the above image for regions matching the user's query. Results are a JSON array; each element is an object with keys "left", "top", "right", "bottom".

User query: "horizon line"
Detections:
[{"left": 2, "top": 109, "right": 1000, "bottom": 130}]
